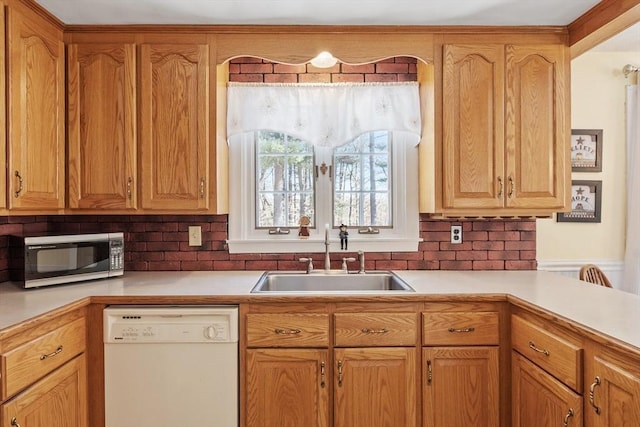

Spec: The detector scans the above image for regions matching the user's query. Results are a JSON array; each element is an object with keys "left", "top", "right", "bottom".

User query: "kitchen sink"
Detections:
[{"left": 250, "top": 271, "right": 415, "bottom": 293}]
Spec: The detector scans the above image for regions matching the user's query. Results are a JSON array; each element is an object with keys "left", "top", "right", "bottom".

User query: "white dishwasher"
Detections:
[{"left": 104, "top": 305, "right": 239, "bottom": 427}]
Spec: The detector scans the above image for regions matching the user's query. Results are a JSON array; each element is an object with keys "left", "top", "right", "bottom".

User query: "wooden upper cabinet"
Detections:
[
  {"left": 505, "top": 44, "right": 568, "bottom": 210},
  {"left": 443, "top": 44, "right": 505, "bottom": 210},
  {"left": 7, "top": 8, "right": 65, "bottom": 211},
  {"left": 67, "top": 43, "right": 137, "bottom": 210},
  {"left": 441, "top": 43, "right": 568, "bottom": 214},
  {"left": 0, "top": 7, "right": 6, "bottom": 210},
  {"left": 139, "top": 44, "right": 210, "bottom": 210}
]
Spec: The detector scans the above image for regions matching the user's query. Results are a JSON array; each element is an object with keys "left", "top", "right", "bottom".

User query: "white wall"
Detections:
[{"left": 537, "top": 51, "right": 640, "bottom": 286}]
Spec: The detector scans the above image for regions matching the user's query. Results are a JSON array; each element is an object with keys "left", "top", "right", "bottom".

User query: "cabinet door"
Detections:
[
  {"left": 0, "top": 355, "right": 87, "bottom": 427},
  {"left": 424, "top": 346, "right": 499, "bottom": 427},
  {"left": 505, "top": 44, "right": 568, "bottom": 209},
  {"left": 246, "top": 348, "right": 329, "bottom": 427},
  {"left": 587, "top": 355, "right": 640, "bottom": 426},
  {"left": 512, "top": 351, "right": 582, "bottom": 427},
  {"left": 442, "top": 44, "right": 505, "bottom": 209},
  {"left": 0, "top": 6, "right": 6, "bottom": 209},
  {"left": 140, "top": 44, "right": 209, "bottom": 210},
  {"left": 334, "top": 347, "right": 418, "bottom": 427},
  {"left": 7, "top": 8, "right": 65, "bottom": 210},
  {"left": 67, "top": 43, "right": 137, "bottom": 210}
]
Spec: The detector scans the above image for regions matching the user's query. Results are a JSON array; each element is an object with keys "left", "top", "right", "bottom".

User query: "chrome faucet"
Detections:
[{"left": 324, "top": 224, "right": 331, "bottom": 271}]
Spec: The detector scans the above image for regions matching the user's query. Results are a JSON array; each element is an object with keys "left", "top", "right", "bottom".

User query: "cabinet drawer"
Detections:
[
  {"left": 246, "top": 313, "right": 329, "bottom": 347},
  {"left": 511, "top": 314, "right": 583, "bottom": 392},
  {"left": 1, "top": 317, "right": 86, "bottom": 399},
  {"left": 334, "top": 313, "right": 417, "bottom": 346},
  {"left": 423, "top": 312, "right": 499, "bottom": 345}
]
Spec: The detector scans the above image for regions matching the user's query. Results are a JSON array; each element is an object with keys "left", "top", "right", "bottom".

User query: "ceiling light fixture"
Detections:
[{"left": 310, "top": 51, "right": 338, "bottom": 68}]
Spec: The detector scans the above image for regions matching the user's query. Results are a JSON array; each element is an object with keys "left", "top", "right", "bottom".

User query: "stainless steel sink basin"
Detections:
[{"left": 250, "top": 271, "right": 415, "bottom": 293}]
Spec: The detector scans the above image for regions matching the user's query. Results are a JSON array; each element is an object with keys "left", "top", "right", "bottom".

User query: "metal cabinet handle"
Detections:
[
  {"left": 127, "top": 177, "right": 133, "bottom": 200},
  {"left": 448, "top": 327, "right": 475, "bottom": 333},
  {"left": 497, "top": 176, "right": 503, "bottom": 197},
  {"left": 337, "top": 360, "right": 344, "bottom": 387},
  {"left": 528, "top": 341, "right": 550, "bottom": 356},
  {"left": 40, "top": 345, "right": 63, "bottom": 360},
  {"left": 427, "top": 360, "right": 433, "bottom": 384},
  {"left": 508, "top": 176, "right": 514, "bottom": 198},
  {"left": 199, "top": 177, "right": 205, "bottom": 198},
  {"left": 361, "top": 327, "right": 389, "bottom": 334},
  {"left": 274, "top": 328, "right": 301, "bottom": 335},
  {"left": 14, "top": 171, "right": 23, "bottom": 198},
  {"left": 563, "top": 408, "right": 574, "bottom": 427},
  {"left": 320, "top": 361, "right": 326, "bottom": 388},
  {"left": 11, "top": 418, "right": 21, "bottom": 427},
  {"left": 589, "top": 376, "right": 601, "bottom": 414}
]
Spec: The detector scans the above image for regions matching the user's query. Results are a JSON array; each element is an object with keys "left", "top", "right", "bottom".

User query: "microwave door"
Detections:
[{"left": 26, "top": 241, "right": 111, "bottom": 281}]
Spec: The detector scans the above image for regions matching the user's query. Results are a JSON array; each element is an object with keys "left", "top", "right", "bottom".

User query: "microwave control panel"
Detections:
[{"left": 110, "top": 239, "right": 124, "bottom": 273}]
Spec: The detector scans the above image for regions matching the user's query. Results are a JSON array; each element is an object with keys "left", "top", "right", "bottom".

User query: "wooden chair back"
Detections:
[{"left": 579, "top": 264, "right": 613, "bottom": 288}]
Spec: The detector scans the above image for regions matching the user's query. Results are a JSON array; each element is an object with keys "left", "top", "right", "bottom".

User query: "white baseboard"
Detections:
[{"left": 537, "top": 260, "right": 624, "bottom": 288}]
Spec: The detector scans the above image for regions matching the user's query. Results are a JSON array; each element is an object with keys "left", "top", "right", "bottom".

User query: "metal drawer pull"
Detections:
[
  {"left": 508, "top": 176, "right": 515, "bottom": 198},
  {"left": 14, "top": 171, "right": 23, "bottom": 198},
  {"left": 427, "top": 360, "right": 433, "bottom": 384},
  {"left": 337, "top": 360, "right": 344, "bottom": 387},
  {"left": 11, "top": 417, "right": 21, "bottom": 427},
  {"left": 563, "top": 408, "right": 574, "bottom": 427},
  {"left": 589, "top": 376, "right": 601, "bottom": 414},
  {"left": 274, "top": 328, "right": 301, "bottom": 335},
  {"left": 40, "top": 345, "right": 63, "bottom": 360},
  {"left": 448, "top": 327, "right": 475, "bottom": 333},
  {"left": 320, "top": 361, "right": 326, "bottom": 388},
  {"left": 361, "top": 327, "right": 389, "bottom": 334},
  {"left": 127, "top": 177, "right": 133, "bottom": 200},
  {"left": 528, "top": 341, "right": 550, "bottom": 356},
  {"left": 497, "top": 176, "right": 503, "bottom": 197}
]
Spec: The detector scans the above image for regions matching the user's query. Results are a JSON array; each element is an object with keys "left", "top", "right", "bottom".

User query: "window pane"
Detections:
[
  {"left": 256, "top": 131, "right": 315, "bottom": 228},
  {"left": 333, "top": 132, "right": 391, "bottom": 227}
]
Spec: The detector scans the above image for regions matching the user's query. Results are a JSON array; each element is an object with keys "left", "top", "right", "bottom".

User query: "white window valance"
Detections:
[{"left": 226, "top": 82, "right": 422, "bottom": 147}]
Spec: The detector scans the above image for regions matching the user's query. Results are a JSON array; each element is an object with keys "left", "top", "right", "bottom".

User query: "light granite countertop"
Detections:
[{"left": 0, "top": 270, "right": 637, "bottom": 351}]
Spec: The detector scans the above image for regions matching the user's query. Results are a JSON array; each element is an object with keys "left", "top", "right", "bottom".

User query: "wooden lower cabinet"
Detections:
[
  {"left": 423, "top": 346, "right": 499, "bottom": 427},
  {"left": 334, "top": 347, "right": 418, "bottom": 427},
  {"left": 585, "top": 348, "right": 640, "bottom": 427},
  {"left": 0, "top": 354, "right": 87, "bottom": 427},
  {"left": 512, "top": 351, "right": 582, "bottom": 427},
  {"left": 246, "top": 348, "right": 329, "bottom": 427}
]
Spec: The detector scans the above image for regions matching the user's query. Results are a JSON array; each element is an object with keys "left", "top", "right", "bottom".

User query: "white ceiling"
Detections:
[
  {"left": 36, "top": 0, "right": 601, "bottom": 26},
  {"left": 33, "top": 0, "right": 639, "bottom": 52}
]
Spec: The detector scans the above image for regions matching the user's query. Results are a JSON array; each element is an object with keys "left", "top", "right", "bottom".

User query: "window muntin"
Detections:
[
  {"left": 333, "top": 131, "right": 391, "bottom": 227},
  {"left": 255, "top": 131, "right": 315, "bottom": 228}
]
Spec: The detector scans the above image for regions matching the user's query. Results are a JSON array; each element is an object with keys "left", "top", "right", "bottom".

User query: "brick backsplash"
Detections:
[
  {"left": 0, "top": 214, "right": 536, "bottom": 282},
  {"left": 229, "top": 56, "right": 418, "bottom": 84}
]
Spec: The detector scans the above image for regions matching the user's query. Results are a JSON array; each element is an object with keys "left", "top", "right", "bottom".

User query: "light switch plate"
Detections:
[{"left": 188, "top": 226, "right": 202, "bottom": 246}]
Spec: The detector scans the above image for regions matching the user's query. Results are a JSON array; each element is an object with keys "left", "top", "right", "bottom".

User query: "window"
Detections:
[
  {"left": 228, "top": 130, "right": 419, "bottom": 253},
  {"left": 255, "top": 131, "right": 315, "bottom": 228},
  {"left": 334, "top": 131, "right": 391, "bottom": 227}
]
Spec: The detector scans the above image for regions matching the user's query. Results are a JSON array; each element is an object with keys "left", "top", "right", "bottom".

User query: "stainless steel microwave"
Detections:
[{"left": 10, "top": 233, "right": 124, "bottom": 289}]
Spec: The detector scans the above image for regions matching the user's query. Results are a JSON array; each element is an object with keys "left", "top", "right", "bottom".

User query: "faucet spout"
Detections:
[{"left": 324, "top": 224, "right": 331, "bottom": 271}]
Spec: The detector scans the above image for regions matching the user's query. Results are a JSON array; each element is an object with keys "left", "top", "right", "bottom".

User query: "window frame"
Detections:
[{"left": 227, "top": 131, "right": 419, "bottom": 254}]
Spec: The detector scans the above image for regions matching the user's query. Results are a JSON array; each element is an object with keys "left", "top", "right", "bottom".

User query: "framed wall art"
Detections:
[
  {"left": 557, "top": 180, "right": 602, "bottom": 223},
  {"left": 571, "top": 129, "right": 602, "bottom": 172}
]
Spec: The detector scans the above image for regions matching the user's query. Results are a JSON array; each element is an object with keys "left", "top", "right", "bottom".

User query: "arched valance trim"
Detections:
[{"left": 226, "top": 82, "right": 422, "bottom": 147}]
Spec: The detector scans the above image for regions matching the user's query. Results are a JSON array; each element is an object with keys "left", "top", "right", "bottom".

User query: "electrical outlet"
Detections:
[
  {"left": 188, "top": 226, "right": 202, "bottom": 246},
  {"left": 450, "top": 225, "right": 462, "bottom": 244}
]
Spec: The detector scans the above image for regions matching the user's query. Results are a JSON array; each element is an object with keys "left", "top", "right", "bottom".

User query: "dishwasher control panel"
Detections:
[{"left": 104, "top": 306, "right": 239, "bottom": 344}]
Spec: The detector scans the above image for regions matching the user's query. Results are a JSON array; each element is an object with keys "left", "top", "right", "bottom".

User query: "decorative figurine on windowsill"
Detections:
[
  {"left": 298, "top": 215, "right": 311, "bottom": 239},
  {"left": 339, "top": 224, "right": 348, "bottom": 250}
]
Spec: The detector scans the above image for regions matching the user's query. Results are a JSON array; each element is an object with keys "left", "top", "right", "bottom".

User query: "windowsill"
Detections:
[{"left": 226, "top": 237, "right": 421, "bottom": 254}]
